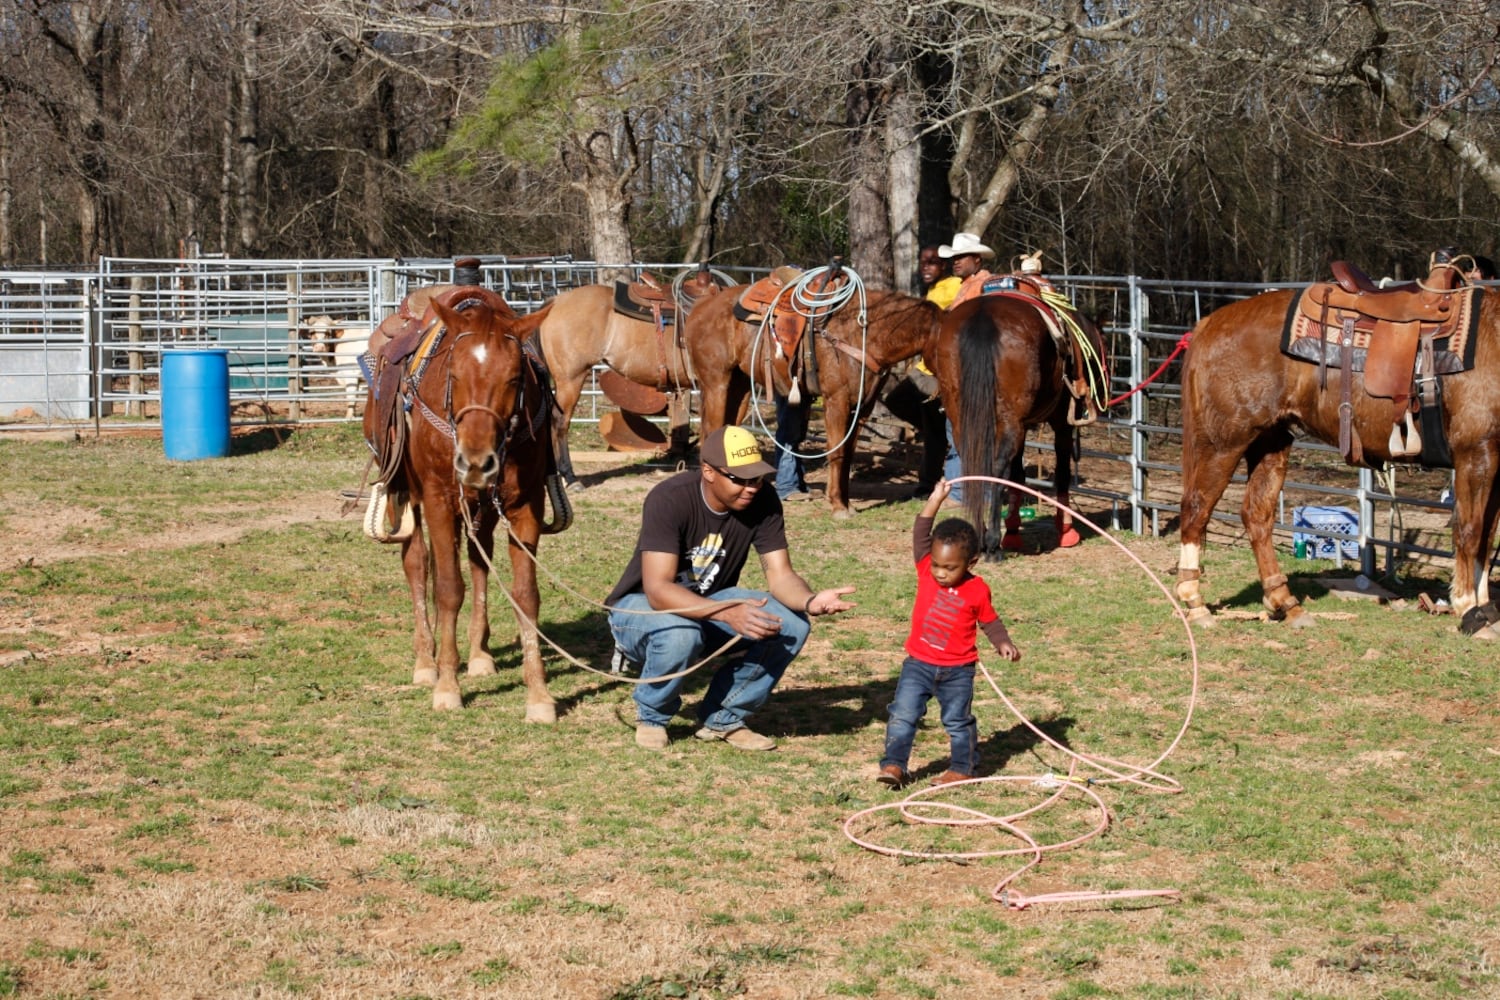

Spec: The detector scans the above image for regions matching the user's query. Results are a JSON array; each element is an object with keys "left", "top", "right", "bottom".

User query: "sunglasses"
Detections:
[{"left": 714, "top": 466, "right": 765, "bottom": 487}]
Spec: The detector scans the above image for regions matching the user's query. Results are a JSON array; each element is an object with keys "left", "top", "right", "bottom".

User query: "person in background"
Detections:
[
  {"left": 941, "top": 232, "right": 996, "bottom": 309},
  {"left": 606, "top": 425, "right": 857, "bottom": 752},
  {"left": 921, "top": 244, "right": 962, "bottom": 309},
  {"left": 876, "top": 479, "right": 1021, "bottom": 788},
  {"left": 773, "top": 391, "right": 814, "bottom": 502}
]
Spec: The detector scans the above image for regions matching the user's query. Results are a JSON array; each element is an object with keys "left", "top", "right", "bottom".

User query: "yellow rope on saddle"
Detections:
[{"left": 1039, "top": 287, "right": 1110, "bottom": 409}]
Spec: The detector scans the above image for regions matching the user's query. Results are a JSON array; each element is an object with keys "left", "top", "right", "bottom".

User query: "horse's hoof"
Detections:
[
  {"left": 1186, "top": 606, "right": 1215, "bottom": 628},
  {"left": 565, "top": 479, "right": 587, "bottom": 493},
  {"left": 832, "top": 507, "right": 854, "bottom": 521},
  {"left": 466, "top": 653, "right": 496, "bottom": 676},
  {"left": 432, "top": 689, "right": 463, "bottom": 710},
  {"left": 1287, "top": 608, "right": 1316, "bottom": 628},
  {"left": 525, "top": 702, "right": 557, "bottom": 724},
  {"left": 412, "top": 666, "right": 438, "bottom": 687},
  {"left": 1057, "top": 527, "right": 1082, "bottom": 548},
  {"left": 1001, "top": 531, "right": 1023, "bottom": 552},
  {"left": 1470, "top": 624, "right": 1498, "bottom": 641}
]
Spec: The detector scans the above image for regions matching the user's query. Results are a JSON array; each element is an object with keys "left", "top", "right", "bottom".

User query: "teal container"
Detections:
[{"left": 161, "top": 349, "right": 231, "bottom": 460}]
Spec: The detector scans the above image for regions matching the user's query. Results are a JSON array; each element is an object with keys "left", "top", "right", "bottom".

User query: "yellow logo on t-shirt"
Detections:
[{"left": 688, "top": 532, "right": 725, "bottom": 592}]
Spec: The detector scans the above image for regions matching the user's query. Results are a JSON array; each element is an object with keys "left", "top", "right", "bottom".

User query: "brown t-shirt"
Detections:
[{"left": 607, "top": 470, "right": 788, "bottom": 604}]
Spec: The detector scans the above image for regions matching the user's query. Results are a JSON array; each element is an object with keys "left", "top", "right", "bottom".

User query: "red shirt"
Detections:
[{"left": 903, "top": 515, "right": 1009, "bottom": 666}]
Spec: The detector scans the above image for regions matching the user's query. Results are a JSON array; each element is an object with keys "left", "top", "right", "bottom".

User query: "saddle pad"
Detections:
[
  {"left": 1281, "top": 285, "right": 1483, "bottom": 374},
  {"left": 612, "top": 280, "right": 676, "bottom": 325}
]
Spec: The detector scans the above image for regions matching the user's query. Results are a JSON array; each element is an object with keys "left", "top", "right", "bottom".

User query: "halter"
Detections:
[{"left": 405, "top": 306, "right": 530, "bottom": 512}]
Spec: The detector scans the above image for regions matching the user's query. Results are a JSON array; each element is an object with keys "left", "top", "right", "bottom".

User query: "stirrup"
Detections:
[{"left": 364, "top": 481, "right": 414, "bottom": 543}]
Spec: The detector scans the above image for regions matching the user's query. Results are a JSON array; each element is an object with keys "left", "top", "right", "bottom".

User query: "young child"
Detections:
[{"left": 877, "top": 480, "right": 1021, "bottom": 787}]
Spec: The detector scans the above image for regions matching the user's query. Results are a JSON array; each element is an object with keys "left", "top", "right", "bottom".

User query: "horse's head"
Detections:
[
  {"left": 428, "top": 295, "right": 527, "bottom": 491},
  {"left": 305, "top": 315, "right": 339, "bottom": 355}
]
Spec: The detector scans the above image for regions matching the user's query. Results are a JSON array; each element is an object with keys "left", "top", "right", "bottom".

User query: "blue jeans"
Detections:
[
  {"left": 608, "top": 589, "right": 811, "bottom": 731},
  {"left": 881, "top": 656, "right": 979, "bottom": 775},
  {"left": 774, "top": 393, "right": 808, "bottom": 498},
  {"left": 943, "top": 419, "right": 963, "bottom": 502}
]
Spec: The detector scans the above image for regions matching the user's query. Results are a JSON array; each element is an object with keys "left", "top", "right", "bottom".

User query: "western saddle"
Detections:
[{"left": 1285, "top": 259, "right": 1482, "bottom": 467}]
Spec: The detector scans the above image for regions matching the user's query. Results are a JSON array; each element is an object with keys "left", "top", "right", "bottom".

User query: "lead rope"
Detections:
[
  {"left": 842, "top": 474, "right": 1194, "bottom": 911},
  {"left": 455, "top": 501, "right": 750, "bottom": 686}
]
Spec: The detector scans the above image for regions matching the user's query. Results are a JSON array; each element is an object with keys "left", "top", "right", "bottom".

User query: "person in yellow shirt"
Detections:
[{"left": 921, "top": 245, "right": 962, "bottom": 310}]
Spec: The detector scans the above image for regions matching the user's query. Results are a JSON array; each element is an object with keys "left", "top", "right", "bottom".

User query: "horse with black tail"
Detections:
[{"left": 932, "top": 289, "right": 1108, "bottom": 554}]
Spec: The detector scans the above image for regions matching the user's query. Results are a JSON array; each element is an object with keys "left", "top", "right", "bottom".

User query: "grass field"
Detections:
[{"left": 1, "top": 423, "right": 1497, "bottom": 999}]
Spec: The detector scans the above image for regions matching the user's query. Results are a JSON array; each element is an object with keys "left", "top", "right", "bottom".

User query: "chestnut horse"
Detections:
[
  {"left": 930, "top": 294, "right": 1104, "bottom": 553},
  {"left": 1174, "top": 287, "right": 1500, "bottom": 636},
  {"left": 533, "top": 271, "right": 729, "bottom": 487},
  {"left": 370, "top": 286, "right": 570, "bottom": 715},
  {"left": 684, "top": 284, "right": 944, "bottom": 516}
]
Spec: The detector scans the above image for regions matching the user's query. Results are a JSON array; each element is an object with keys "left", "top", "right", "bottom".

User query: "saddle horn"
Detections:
[{"left": 453, "top": 256, "right": 483, "bottom": 287}]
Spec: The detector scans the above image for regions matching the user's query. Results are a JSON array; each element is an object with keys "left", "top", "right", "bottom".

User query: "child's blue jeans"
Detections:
[{"left": 880, "top": 656, "right": 979, "bottom": 775}]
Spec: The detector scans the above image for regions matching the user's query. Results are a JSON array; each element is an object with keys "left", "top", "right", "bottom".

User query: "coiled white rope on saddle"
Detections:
[{"left": 744, "top": 264, "right": 871, "bottom": 464}]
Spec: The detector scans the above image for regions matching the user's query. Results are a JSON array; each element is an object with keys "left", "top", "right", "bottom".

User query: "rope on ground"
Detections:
[{"left": 841, "top": 474, "right": 1196, "bottom": 911}]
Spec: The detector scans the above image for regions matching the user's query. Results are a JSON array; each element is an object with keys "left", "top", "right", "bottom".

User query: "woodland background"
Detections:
[{"left": 3, "top": 0, "right": 1499, "bottom": 288}]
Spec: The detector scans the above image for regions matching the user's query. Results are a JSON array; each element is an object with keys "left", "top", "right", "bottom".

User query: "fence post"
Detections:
[
  {"left": 127, "top": 276, "right": 144, "bottom": 418},
  {"left": 286, "top": 273, "right": 302, "bottom": 422},
  {"left": 1128, "top": 276, "right": 1149, "bottom": 536}
]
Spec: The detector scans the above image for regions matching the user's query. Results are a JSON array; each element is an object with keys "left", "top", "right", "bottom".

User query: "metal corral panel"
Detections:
[{"left": 0, "top": 345, "right": 90, "bottom": 418}]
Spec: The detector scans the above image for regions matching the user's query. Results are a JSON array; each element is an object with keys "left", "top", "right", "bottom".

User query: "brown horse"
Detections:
[
  {"left": 931, "top": 293, "right": 1105, "bottom": 553},
  {"left": 533, "top": 271, "right": 728, "bottom": 486},
  {"left": 684, "top": 283, "right": 944, "bottom": 516},
  {"left": 369, "top": 286, "right": 570, "bottom": 715},
  {"left": 1174, "top": 284, "right": 1500, "bottom": 636}
]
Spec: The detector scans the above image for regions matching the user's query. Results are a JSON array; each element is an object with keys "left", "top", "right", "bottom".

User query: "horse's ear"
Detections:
[
  {"left": 430, "top": 297, "right": 458, "bottom": 333},
  {"left": 509, "top": 301, "right": 553, "bottom": 338}
]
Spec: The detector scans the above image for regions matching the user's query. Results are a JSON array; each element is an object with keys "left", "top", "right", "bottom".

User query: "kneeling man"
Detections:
[{"left": 606, "top": 425, "right": 856, "bottom": 750}]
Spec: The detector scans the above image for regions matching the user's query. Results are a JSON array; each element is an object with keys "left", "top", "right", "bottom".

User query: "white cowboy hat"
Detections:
[{"left": 938, "top": 233, "right": 996, "bottom": 260}]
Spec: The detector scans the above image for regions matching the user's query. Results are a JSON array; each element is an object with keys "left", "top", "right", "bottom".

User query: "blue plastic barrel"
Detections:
[{"left": 161, "top": 349, "right": 231, "bottom": 460}]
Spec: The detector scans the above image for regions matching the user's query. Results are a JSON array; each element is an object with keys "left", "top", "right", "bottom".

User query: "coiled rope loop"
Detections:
[{"left": 746, "top": 265, "right": 871, "bottom": 463}]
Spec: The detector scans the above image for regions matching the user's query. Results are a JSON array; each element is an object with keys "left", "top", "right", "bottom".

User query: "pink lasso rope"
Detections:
[{"left": 841, "top": 475, "right": 1197, "bottom": 911}]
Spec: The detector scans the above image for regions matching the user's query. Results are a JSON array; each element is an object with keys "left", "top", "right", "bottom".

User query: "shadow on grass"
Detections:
[{"left": 229, "top": 426, "right": 296, "bottom": 456}]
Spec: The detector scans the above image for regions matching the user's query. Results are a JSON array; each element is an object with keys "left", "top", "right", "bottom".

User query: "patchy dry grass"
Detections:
[{"left": 1, "top": 424, "right": 1497, "bottom": 999}]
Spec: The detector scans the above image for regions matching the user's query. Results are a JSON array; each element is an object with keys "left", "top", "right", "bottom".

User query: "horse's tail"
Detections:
[
  {"left": 541, "top": 471, "right": 573, "bottom": 534},
  {"left": 956, "top": 303, "right": 1003, "bottom": 532}
]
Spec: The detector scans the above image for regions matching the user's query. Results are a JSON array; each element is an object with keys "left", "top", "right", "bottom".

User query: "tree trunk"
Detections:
[
  {"left": 565, "top": 114, "right": 636, "bottom": 282},
  {"left": 234, "top": 12, "right": 263, "bottom": 255},
  {"left": 847, "top": 51, "right": 893, "bottom": 289},
  {"left": 885, "top": 83, "right": 921, "bottom": 294},
  {"left": 0, "top": 118, "right": 11, "bottom": 265}
]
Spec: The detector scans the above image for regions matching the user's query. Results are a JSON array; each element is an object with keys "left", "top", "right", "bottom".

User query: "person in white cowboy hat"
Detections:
[{"left": 938, "top": 232, "right": 996, "bottom": 309}]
